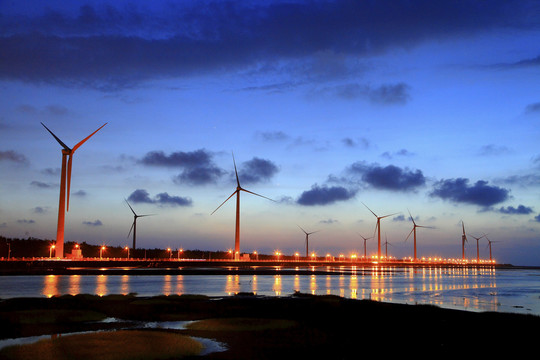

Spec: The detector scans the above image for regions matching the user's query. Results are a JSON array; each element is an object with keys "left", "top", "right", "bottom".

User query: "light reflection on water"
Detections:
[{"left": 3, "top": 266, "right": 539, "bottom": 315}]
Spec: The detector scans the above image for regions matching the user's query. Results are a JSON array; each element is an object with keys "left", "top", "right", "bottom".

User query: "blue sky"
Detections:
[{"left": 1, "top": 0, "right": 539, "bottom": 265}]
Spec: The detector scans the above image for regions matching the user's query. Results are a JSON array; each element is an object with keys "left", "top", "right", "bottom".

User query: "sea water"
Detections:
[{"left": 1, "top": 266, "right": 539, "bottom": 316}]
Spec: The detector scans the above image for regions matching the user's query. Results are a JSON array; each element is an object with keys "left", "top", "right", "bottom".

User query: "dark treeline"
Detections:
[{"left": 0, "top": 236, "right": 281, "bottom": 260}]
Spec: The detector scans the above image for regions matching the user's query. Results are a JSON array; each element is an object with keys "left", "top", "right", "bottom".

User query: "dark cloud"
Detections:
[
  {"left": 498, "top": 205, "right": 534, "bottom": 215},
  {"left": 297, "top": 184, "right": 357, "bottom": 206},
  {"left": 0, "top": 150, "right": 29, "bottom": 164},
  {"left": 30, "top": 180, "right": 55, "bottom": 189},
  {"left": 154, "top": 192, "right": 192, "bottom": 207},
  {"left": 140, "top": 149, "right": 225, "bottom": 185},
  {"left": 381, "top": 149, "right": 414, "bottom": 159},
  {"left": 430, "top": 178, "right": 510, "bottom": 207},
  {"left": 83, "top": 219, "right": 103, "bottom": 226},
  {"left": 41, "top": 168, "right": 60, "bottom": 176},
  {"left": 393, "top": 214, "right": 407, "bottom": 222},
  {"left": 238, "top": 157, "right": 279, "bottom": 184},
  {"left": 127, "top": 189, "right": 192, "bottom": 207},
  {"left": 73, "top": 190, "right": 86, "bottom": 197},
  {"left": 1, "top": 1, "right": 537, "bottom": 90},
  {"left": 33, "top": 206, "right": 48, "bottom": 214},
  {"left": 348, "top": 162, "right": 426, "bottom": 191},
  {"left": 478, "top": 144, "right": 511, "bottom": 156},
  {"left": 17, "top": 219, "right": 35, "bottom": 224},
  {"left": 342, "top": 137, "right": 369, "bottom": 149},
  {"left": 258, "top": 131, "right": 290, "bottom": 142},
  {"left": 497, "top": 173, "right": 540, "bottom": 188},
  {"left": 525, "top": 102, "right": 540, "bottom": 113},
  {"left": 311, "top": 82, "right": 411, "bottom": 104},
  {"left": 535, "top": 214, "right": 540, "bottom": 222}
]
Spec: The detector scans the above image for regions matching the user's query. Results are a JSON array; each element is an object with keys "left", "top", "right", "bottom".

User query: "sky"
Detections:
[{"left": 1, "top": 0, "right": 539, "bottom": 265}]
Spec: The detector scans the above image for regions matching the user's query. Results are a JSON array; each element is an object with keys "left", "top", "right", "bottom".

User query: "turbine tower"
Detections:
[
  {"left": 405, "top": 210, "right": 433, "bottom": 261},
  {"left": 363, "top": 202, "right": 397, "bottom": 260},
  {"left": 125, "top": 199, "right": 154, "bottom": 251},
  {"left": 461, "top": 221, "right": 468, "bottom": 260},
  {"left": 358, "top": 233, "right": 372, "bottom": 259},
  {"left": 41, "top": 122, "right": 107, "bottom": 258},
  {"left": 298, "top": 225, "right": 319, "bottom": 258},
  {"left": 470, "top": 234, "right": 485, "bottom": 262},
  {"left": 212, "top": 153, "right": 274, "bottom": 260}
]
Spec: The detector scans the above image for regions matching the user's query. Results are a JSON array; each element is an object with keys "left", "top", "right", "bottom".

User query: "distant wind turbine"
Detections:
[
  {"left": 125, "top": 199, "right": 154, "bottom": 250},
  {"left": 383, "top": 233, "right": 394, "bottom": 259},
  {"left": 470, "top": 234, "right": 485, "bottom": 262},
  {"left": 405, "top": 210, "right": 433, "bottom": 261},
  {"left": 211, "top": 153, "right": 274, "bottom": 260},
  {"left": 484, "top": 235, "right": 498, "bottom": 262},
  {"left": 358, "top": 233, "right": 372, "bottom": 259},
  {"left": 41, "top": 122, "right": 107, "bottom": 258},
  {"left": 461, "top": 221, "right": 468, "bottom": 260},
  {"left": 298, "top": 225, "right": 319, "bottom": 258},
  {"left": 363, "top": 202, "right": 398, "bottom": 260}
]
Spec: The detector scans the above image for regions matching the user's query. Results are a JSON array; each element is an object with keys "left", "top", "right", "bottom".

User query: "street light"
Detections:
[
  {"left": 100, "top": 246, "right": 106, "bottom": 259},
  {"left": 124, "top": 246, "right": 130, "bottom": 259},
  {"left": 49, "top": 244, "right": 56, "bottom": 258},
  {"left": 228, "top": 249, "right": 233, "bottom": 260},
  {"left": 294, "top": 252, "right": 299, "bottom": 261},
  {"left": 178, "top": 248, "right": 183, "bottom": 260},
  {"left": 253, "top": 251, "right": 258, "bottom": 260},
  {"left": 167, "top": 248, "right": 172, "bottom": 259}
]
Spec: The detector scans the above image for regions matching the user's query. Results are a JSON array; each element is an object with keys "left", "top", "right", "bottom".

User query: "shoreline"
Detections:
[
  {"left": 1, "top": 293, "right": 539, "bottom": 358},
  {"left": 0, "top": 259, "right": 530, "bottom": 276}
]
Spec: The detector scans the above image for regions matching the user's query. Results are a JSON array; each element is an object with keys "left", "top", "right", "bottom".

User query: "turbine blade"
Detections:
[
  {"left": 71, "top": 123, "right": 107, "bottom": 153},
  {"left": 66, "top": 154, "right": 73, "bottom": 212},
  {"left": 232, "top": 152, "right": 240, "bottom": 188},
  {"left": 240, "top": 188, "right": 275, "bottom": 202},
  {"left": 408, "top": 209, "right": 416, "bottom": 226},
  {"left": 127, "top": 221, "right": 135, "bottom": 237},
  {"left": 380, "top": 212, "right": 399, "bottom": 219},
  {"left": 125, "top": 199, "right": 137, "bottom": 216},
  {"left": 362, "top": 202, "right": 377, "bottom": 217},
  {"left": 405, "top": 228, "right": 414, "bottom": 242},
  {"left": 297, "top": 225, "right": 308, "bottom": 235},
  {"left": 41, "top": 122, "right": 70, "bottom": 151},
  {"left": 211, "top": 190, "right": 238, "bottom": 215}
]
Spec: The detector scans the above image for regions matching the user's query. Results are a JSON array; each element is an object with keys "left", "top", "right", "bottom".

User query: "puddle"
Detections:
[{"left": 0, "top": 320, "right": 227, "bottom": 355}]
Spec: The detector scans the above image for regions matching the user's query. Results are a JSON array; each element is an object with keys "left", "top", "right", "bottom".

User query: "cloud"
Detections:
[
  {"left": 478, "top": 144, "right": 511, "bottom": 156},
  {"left": 430, "top": 178, "right": 510, "bottom": 207},
  {"left": 257, "top": 131, "right": 290, "bottom": 142},
  {"left": 392, "top": 214, "right": 407, "bottom": 222},
  {"left": 347, "top": 162, "right": 426, "bottom": 191},
  {"left": 30, "top": 181, "right": 55, "bottom": 189},
  {"left": 33, "top": 206, "right": 48, "bottom": 214},
  {"left": 238, "top": 157, "right": 279, "bottom": 184},
  {"left": 535, "top": 214, "right": 540, "bottom": 222},
  {"left": 17, "top": 219, "right": 35, "bottom": 224},
  {"left": 1, "top": 1, "right": 537, "bottom": 90},
  {"left": 319, "top": 219, "right": 339, "bottom": 224},
  {"left": 83, "top": 220, "right": 103, "bottom": 226},
  {"left": 73, "top": 190, "right": 86, "bottom": 197},
  {"left": 41, "top": 168, "right": 60, "bottom": 176},
  {"left": 525, "top": 102, "right": 540, "bottom": 113},
  {"left": 342, "top": 137, "right": 370, "bottom": 149},
  {"left": 154, "top": 192, "right": 193, "bottom": 207},
  {"left": 139, "top": 149, "right": 225, "bottom": 185},
  {"left": 0, "top": 150, "right": 29, "bottom": 164},
  {"left": 127, "top": 189, "right": 192, "bottom": 207},
  {"left": 498, "top": 205, "right": 534, "bottom": 215},
  {"left": 381, "top": 149, "right": 415, "bottom": 160},
  {"left": 311, "top": 82, "right": 411, "bottom": 104},
  {"left": 297, "top": 184, "right": 357, "bottom": 206}
]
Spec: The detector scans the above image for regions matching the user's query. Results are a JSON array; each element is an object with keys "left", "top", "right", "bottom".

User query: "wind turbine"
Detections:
[
  {"left": 484, "top": 235, "right": 498, "bottom": 262},
  {"left": 125, "top": 199, "right": 154, "bottom": 251},
  {"left": 461, "top": 221, "right": 468, "bottom": 260},
  {"left": 470, "top": 234, "right": 485, "bottom": 262},
  {"left": 362, "top": 202, "right": 398, "bottom": 260},
  {"left": 383, "top": 233, "right": 394, "bottom": 259},
  {"left": 405, "top": 210, "right": 433, "bottom": 261},
  {"left": 41, "top": 122, "right": 107, "bottom": 258},
  {"left": 358, "top": 233, "right": 372, "bottom": 259},
  {"left": 298, "top": 225, "right": 319, "bottom": 258},
  {"left": 211, "top": 153, "right": 274, "bottom": 260}
]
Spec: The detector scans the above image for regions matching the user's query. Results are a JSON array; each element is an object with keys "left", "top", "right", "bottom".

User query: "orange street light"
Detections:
[
  {"left": 124, "top": 246, "right": 130, "bottom": 259},
  {"left": 178, "top": 248, "right": 183, "bottom": 260},
  {"left": 100, "top": 246, "right": 106, "bottom": 259},
  {"left": 167, "top": 247, "right": 172, "bottom": 259},
  {"left": 49, "top": 244, "right": 56, "bottom": 258}
]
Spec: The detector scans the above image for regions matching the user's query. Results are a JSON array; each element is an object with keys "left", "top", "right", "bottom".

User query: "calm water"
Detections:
[{"left": 1, "top": 266, "right": 539, "bottom": 316}]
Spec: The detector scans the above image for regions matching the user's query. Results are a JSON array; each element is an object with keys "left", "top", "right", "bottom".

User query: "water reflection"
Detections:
[
  {"left": 8, "top": 266, "right": 524, "bottom": 314},
  {"left": 43, "top": 275, "right": 58, "bottom": 298}
]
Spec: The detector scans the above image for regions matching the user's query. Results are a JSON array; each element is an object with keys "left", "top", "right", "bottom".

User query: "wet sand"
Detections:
[{"left": 1, "top": 293, "right": 539, "bottom": 359}]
